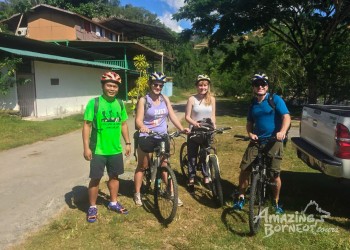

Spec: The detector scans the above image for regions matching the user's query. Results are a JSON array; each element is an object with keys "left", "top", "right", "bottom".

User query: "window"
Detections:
[
  {"left": 96, "top": 26, "right": 101, "bottom": 37},
  {"left": 51, "top": 78, "right": 59, "bottom": 86},
  {"left": 84, "top": 21, "right": 91, "bottom": 32}
]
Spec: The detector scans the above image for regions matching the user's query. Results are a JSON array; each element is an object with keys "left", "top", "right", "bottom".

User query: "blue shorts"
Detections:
[{"left": 89, "top": 153, "right": 124, "bottom": 179}]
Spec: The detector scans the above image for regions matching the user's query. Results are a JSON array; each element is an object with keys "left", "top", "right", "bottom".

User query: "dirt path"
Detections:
[{"left": 0, "top": 101, "right": 186, "bottom": 250}]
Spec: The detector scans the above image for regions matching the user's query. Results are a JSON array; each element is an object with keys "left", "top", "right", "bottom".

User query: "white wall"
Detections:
[
  {"left": 34, "top": 61, "right": 106, "bottom": 117},
  {"left": 0, "top": 85, "right": 19, "bottom": 111}
]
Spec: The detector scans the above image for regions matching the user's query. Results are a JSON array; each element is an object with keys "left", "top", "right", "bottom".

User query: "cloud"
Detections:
[
  {"left": 159, "top": 11, "right": 183, "bottom": 33},
  {"left": 160, "top": 0, "right": 185, "bottom": 11}
]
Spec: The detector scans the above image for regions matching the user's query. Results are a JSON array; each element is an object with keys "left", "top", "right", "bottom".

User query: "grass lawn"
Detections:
[{"left": 9, "top": 99, "right": 350, "bottom": 249}]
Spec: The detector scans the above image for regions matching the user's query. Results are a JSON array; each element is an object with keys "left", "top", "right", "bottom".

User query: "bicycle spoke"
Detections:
[{"left": 154, "top": 165, "right": 178, "bottom": 224}]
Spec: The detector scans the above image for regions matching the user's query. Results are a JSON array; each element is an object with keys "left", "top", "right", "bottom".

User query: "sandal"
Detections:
[
  {"left": 87, "top": 207, "right": 97, "bottom": 223},
  {"left": 108, "top": 202, "right": 129, "bottom": 215}
]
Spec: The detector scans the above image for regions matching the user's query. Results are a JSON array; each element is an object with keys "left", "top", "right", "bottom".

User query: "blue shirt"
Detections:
[{"left": 248, "top": 93, "right": 289, "bottom": 138}]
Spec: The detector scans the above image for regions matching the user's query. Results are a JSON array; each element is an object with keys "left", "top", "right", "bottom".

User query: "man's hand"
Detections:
[
  {"left": 276, "top": 131, "right": 286, "bottom": 141},
  {"left": 124, "top": 145, "right": 131, "bottom": 157},
  {"left": 248, "top": 132, "right": 258, "bottom": 140},
  {"left": 83, "top": 148, "right": 92, "bottom": 161}
]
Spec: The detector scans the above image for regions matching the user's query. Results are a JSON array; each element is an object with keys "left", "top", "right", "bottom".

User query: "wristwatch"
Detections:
[{"left": 125, "top": 142, "right": 132, "bottom": 145}]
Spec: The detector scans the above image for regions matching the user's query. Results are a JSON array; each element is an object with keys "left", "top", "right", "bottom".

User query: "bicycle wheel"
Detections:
[
  {"left": 154, "top": 164, "right": 178, "bottom": 224},
  {"left": 208, "top": 155, "right": 224, "bottom": 207},
  {"left": 249, "top": 171, "right": 265, "bottom": 235},
  {"left": 179, "top": 142, "right": 189, "bottom": 179}
]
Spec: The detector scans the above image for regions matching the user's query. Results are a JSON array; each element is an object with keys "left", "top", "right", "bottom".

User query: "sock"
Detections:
[
  {"left": 110, "top": 201, "right": 117, "bottom": 206},
  {"left": 90, "top": 205, "right": 97, "bottom": 208}
]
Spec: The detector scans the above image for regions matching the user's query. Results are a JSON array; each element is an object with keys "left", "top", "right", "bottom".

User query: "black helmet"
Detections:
[{"left": 251, "top": 72, "right": 269, "bottom": 85}]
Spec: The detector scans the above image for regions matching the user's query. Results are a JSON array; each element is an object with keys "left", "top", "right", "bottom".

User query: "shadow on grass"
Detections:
[
  {"left": 64, "top": 186, "right": 111, "bottom": 213},
  {"left": 281, "top": 170, "right": 350, "bottom": 230},
  {"left": 174, "top": 169, "right": 238, "bottom": 209},
  {"left": 64, "top": 178, "right": 134, "bottom": 214},
  {"left": 221, "top": 207, "right": 251, "bottom": 237}
]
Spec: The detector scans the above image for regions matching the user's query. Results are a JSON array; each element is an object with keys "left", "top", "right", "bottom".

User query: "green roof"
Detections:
[{"left": 0, "top": 46, "right": 126, "bottom": 70}]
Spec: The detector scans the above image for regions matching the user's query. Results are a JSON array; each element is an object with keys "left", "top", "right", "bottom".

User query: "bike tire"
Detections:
[
  {"left": 208, "top": 155, "right": 224, "bottom": 207},
  {"left": 154, "top": 164, "right": 178, "bottom": 224},
  {"left": 179, "top": 142, "right": 189, "bottom": 179},
  {"left": 249, "top": 171, "right": 265, "bottom": 235}
]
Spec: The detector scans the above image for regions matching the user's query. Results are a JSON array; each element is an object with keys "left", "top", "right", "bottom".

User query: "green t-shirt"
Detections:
[{"left": 84, "top": 96, "right": 128, "bottom": 155}]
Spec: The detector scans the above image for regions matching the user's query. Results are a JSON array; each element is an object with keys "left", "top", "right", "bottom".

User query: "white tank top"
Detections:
[{"left": 190, "top": 95, "right": 213, "bottom": 123}]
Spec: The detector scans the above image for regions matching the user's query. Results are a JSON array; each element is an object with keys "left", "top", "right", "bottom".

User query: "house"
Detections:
[
  {"left": 0, "top": 32, "right": 126, "bottom": 117},
  {"left": 0, "top": 4, "right": 174, "bottom": 118}
]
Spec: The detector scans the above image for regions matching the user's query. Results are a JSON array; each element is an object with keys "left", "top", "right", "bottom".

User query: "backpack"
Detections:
[
  {"left": 190, "top": 118, "right": 215, "bottom": 145},
  {"left": 250, "top": 93, "right": 291, "bottom": 144},
  {"left": 92, "top": 96, "right": 124, "bottom": 129}
]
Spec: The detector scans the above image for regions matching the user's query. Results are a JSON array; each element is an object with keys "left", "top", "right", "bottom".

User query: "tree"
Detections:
[
  {"left": 127, "top": 54, "right": 149, "bottom": 111},
  {"left": 174, "top": 0, "right": 350, "bottom": 103}
]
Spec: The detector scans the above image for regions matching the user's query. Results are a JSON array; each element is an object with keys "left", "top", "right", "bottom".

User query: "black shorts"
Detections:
[
  {"left": 138, "top": 136, "right": 170, "bottom": 153},
  {"left": 89, "top": 153, "right": 124, "bottom": 179}
]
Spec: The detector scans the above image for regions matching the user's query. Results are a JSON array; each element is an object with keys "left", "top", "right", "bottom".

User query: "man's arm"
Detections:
[
  {"left": 246, "top": 121, "right": 258, "bottom": 140},
  {"left": 276, "top": 114, "right": 291, "bottom": 141},
  {"left": 121, "top": 121, "right": 131, "bottom": 157},
  {"left": 82, "top": 121, "right": 92, "bottom": 161}
]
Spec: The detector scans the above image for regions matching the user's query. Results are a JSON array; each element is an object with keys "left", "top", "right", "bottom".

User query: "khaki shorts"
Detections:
[{"left": 240, "top": 141, "right": 283, "bottom": 175}]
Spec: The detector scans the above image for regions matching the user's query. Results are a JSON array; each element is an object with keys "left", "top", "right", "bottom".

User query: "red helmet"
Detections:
[{"left": 101, "top": 71, "right": 121, "bottom": 84}]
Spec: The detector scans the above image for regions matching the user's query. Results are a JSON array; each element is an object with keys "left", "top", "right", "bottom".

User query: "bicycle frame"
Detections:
[{"left": 234, "top": 135, "right": 277, "bottom": 235}]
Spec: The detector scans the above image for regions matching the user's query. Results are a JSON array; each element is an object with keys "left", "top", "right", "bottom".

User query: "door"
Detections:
[{"left": 16, "top": 74, "right": 36, "bottom": 117}]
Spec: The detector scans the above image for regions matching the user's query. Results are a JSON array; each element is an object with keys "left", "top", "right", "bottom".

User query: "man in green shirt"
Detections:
[{"left": 82, "top": 71, "right": 131, "bottom": 223}]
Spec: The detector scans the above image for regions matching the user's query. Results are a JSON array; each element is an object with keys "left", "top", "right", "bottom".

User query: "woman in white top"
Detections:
[{"left": 185, "top": 74, "right": 216, "bottom": 192}]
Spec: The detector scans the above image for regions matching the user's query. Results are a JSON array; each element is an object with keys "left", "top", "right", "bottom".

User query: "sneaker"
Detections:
[
  {"left": 273, "top": 203, "right": 284, "bottom": 215},
  {"left": 233, "top": 197, "right": 245, "bottom": 210},
  {"left": 134, "top": 193, "right": 143, "bottom": 207},
  {"left": 177, "top": 197, "right": 184, "bottom": 207},
  {"left": 87, "top": 206, "right": 97, "bottom": 223},
  {"left": 108, "top": 202, "right": 129, "bottom": 214}
]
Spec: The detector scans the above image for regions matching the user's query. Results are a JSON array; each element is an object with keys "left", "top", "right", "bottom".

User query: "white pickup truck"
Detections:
[{"left": 291, "top": 104, "right": 350, "bottom": 179}]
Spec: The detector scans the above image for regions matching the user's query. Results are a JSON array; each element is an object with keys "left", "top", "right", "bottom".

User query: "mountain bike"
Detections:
[
  {"left": 141, "top": 130, "right": 184, "bottom": 224},
  {"left": 234, "top": 135, "right": 276, "bottom": 235},
  {"left": 179, "top": 126, "right": 231, "bottom": 207}
]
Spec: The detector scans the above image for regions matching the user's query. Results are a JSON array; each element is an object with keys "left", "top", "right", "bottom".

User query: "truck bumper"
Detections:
[{"left": 291, "top": 137, "right": 343, "bottom": 178}]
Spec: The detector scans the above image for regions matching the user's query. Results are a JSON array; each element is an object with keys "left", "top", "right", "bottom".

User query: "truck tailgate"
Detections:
[{"left": 300, "top": 105, "right": 338, "bottom": 157}]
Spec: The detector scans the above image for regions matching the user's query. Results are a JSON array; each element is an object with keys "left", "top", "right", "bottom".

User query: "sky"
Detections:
[
  {"left": 0, "top": 0, "right": 191, "bottom": 32},
  {"left": 119, "top": 0, "right": 191, "bottom": 32}
]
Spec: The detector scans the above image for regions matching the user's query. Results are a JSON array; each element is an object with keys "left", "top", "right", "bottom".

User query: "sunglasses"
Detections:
[
  {"left": 152, "top": 83, "right": 164, "bottom": 88},
  {"left": 253, "top": 81, "right": 268, "bottom": 88}
]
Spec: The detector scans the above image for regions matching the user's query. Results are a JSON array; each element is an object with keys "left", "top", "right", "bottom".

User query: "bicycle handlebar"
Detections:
[
  {"left": 234, "top": 134, "right": 277, "bottom": 143},
  {"left": 191, "top": 126, "right": 232, "bottom": 135},
  {"left": 145, "top": 130, "right": 184, "bottom": 139}
]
